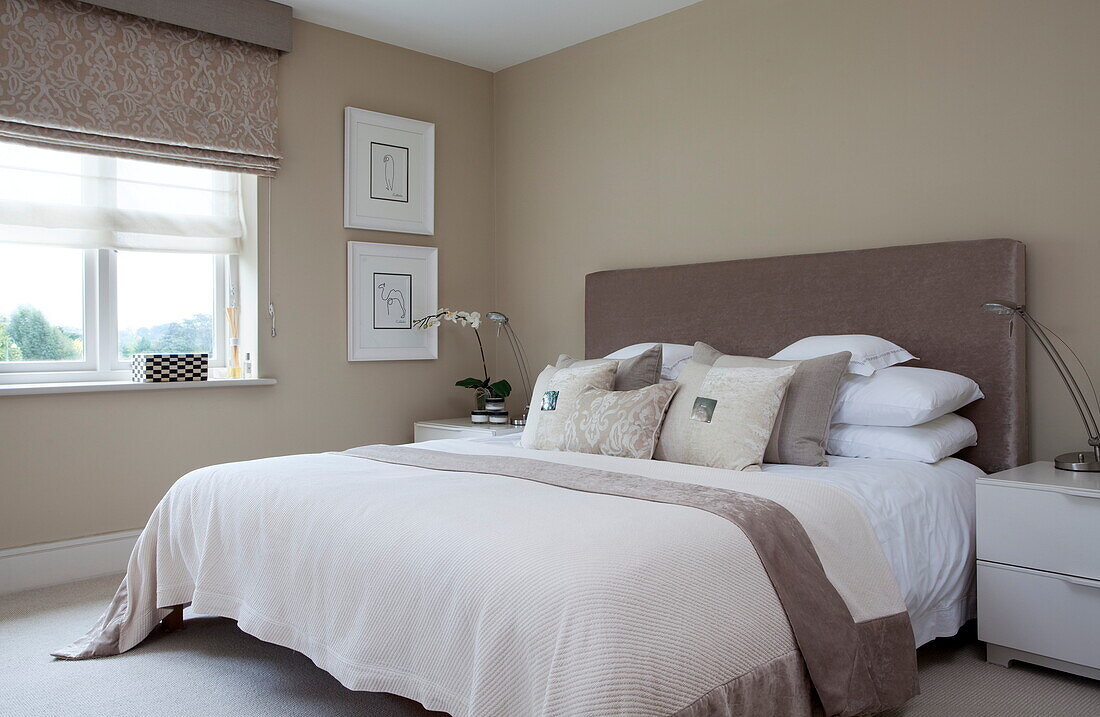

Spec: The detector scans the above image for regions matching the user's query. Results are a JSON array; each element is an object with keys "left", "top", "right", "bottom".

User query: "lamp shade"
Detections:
[{"left": 980, "top": 300, "right": 1021, "bottom": 315}]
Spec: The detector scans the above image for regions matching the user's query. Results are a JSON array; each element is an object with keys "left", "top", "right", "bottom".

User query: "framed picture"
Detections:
[
  {"left": 347, "top": 241, "right": 438, "bottom": 361},
  {"left": 344, "top": 107, "right": 435, "bottom": 235}
]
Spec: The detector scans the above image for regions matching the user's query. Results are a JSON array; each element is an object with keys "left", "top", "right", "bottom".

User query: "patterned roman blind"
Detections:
[{"left": 0, "top": 0, "right": 281, "bottom": 176}]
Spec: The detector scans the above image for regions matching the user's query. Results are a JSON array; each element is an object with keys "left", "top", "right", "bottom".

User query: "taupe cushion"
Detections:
[
  {"left": 520, "top": 361, "right": 617, "bottom": 450},
  {"left": 556, "top": 343, "right": 662, "bottom": 391},
  {"left": 557, "top": 383, "right": 679, "bottom": 459},
  {"left": 693, "top": 342, "right": 851, "bottom": 467},
  {"left": 654, "top": 364, "right": 796, "bottom": 471}
]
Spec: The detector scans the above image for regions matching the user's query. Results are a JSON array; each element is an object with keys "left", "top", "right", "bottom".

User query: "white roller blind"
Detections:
[{"left": 0, "top": 141, "right": 243, "bottom": 254}]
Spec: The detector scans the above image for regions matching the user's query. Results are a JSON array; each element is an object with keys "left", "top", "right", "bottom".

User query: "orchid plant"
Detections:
[{"left": 413, "top": 309, "right": 512, "bottom": 405}]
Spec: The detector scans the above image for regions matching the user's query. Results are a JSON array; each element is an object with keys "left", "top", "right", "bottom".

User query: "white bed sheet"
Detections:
[{"left": 479, "top": 434, "right": 979, "bottom": 647}]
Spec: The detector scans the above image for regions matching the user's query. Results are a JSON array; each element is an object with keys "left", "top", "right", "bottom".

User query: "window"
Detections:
[
  {"left": 116, "top": 252, "right": 223, "bottom": 363},
  {"left": 0, "top": 142, "right": 246, "bottom": 383}
]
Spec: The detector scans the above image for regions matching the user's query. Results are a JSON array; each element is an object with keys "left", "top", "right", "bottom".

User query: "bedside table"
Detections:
[
  {"left": 413, "top": 417, "right": 524, "bottom": 443},
  {"left": 977, "top": 461, "right": 1100, "bottom": 680}
]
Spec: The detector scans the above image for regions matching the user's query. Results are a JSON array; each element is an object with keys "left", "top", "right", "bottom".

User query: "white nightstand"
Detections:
[
  {"left": 413, "top": 417, "right": 524, "bottom": 443},
  {"left": 977, "top": 461, "right": 1100, "bottom": 680}
]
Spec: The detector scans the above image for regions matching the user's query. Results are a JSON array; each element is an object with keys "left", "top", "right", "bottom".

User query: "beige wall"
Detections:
[
  {"left": 7, "top": 0, "right": 1100, "bottom": 549},
  {"left": 493, "top": 0, "right": 1100, "bottom": 463},
  {"left": 0, "top": 20, "right": 495, "bottom": 550}
]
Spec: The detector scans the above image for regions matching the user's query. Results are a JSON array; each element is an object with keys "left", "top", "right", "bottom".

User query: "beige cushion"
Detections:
[
  {"left": 556, "top": 343, "right": 662, "bottom": 391},
  {"left": 654, "top": 364, "right": 795, "bottom": 471},
  {"left": 521, "top": 361, "right": 617, "bottom": 450},
  {"left": 555, "top": 383, "right": 679, "bottom": 459},
  {"left": 693, "top": 342, "right": 851, "bottom": 467}
]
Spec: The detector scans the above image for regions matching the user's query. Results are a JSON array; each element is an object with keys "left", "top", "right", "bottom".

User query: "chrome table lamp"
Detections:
[
  {"left": 485, "top": 312, "right": 533, "bottom": 427},
  {"left": 982, "top": 300, "right": 1100, "bottom": 471}
]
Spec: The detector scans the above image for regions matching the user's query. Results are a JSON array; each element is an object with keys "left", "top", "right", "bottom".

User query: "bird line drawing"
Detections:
[
  {"left": 383, "top": 154, "right": 395, "bottom": 192},
  {"left": 377, "top": 281, "right": 407, "bottom": 320}
]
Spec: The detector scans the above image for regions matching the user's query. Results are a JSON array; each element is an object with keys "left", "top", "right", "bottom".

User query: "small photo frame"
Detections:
[
  {"left": 348, "top": 242, "right": 437, "bottom": 361},
  {"left": 691, "top": 397, "right": 717, "bottom": 423},
  {"left": 541, "top": 390, "right": 560, "bottom": 411},
  {"left": 345, "top": 107, "right": 434, "bottom": 235}
]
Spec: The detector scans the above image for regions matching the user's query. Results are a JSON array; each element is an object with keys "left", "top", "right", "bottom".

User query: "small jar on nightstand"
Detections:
[
  {"left": 976, "top": 461, "right": 1100, "bottom": 680},
  {"left": 413, "top": 417, "right": 524, "bottom": 443}
]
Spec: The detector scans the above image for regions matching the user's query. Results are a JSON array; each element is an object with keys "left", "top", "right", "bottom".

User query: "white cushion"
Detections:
[
  {"left": 654, "top": 363, "right": 796, "bottom": 471},
  {"left": 832, "top": 366, "right": 984, "bottom": 427},
  {"left": 605, "top": 342, "right": 694, "bottom": 380},
  {"left": 770, "top": 334, "right": 916, "bottom": 376},
  {"left": 520, "top": 362, "right": 617, "bottom": 450},
  {"left": 826, "top": 414, "right": 977, "bottom": 463}
]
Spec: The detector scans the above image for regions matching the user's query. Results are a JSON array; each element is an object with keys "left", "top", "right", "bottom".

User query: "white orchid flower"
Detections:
[{"left": 414, "top": 308, "right": 485, "bottom": 331}]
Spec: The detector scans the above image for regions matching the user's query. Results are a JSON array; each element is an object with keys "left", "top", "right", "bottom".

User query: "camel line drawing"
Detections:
[{"left": 377, "top": 282, "right": 407, "bottom": 320}]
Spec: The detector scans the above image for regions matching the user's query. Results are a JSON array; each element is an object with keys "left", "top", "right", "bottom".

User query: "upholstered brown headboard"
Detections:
[{"left": 585, "top": 238, "right": 1027, "bottom": 473}]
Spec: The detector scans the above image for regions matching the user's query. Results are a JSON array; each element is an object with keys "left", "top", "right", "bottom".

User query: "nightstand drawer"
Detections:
[
  {"left": 978, "top": 561, "right": 1100, "bottom": 670},
  {"left": 413, "top": 425, "right": 487, "bottom": 442},
  {"left": 413, "top": 418, "right": 524, "bottom": 444},
  {"left": 977, "top": 482, "right": 1100, "bottom": 580}
]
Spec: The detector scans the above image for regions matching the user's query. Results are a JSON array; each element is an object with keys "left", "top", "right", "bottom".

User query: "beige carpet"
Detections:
[{"left": 2, "top": 575, "right": 1099, "bottom": 716}]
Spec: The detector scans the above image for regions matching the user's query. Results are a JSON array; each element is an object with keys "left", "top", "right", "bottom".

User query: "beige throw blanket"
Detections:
[{"left": 55, "top": 439, "right": 917, "bottom": 716}]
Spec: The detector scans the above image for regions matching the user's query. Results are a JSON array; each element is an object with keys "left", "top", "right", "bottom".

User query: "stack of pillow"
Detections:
[
  {"left": 518, "top": 335, "right": 983, "bottom": 469},
  {"left": 520, "top": 344, "right": 677, "bottom": 460},
  {"left": 772, "top": 335, "right": 983, "bottom": 462}
]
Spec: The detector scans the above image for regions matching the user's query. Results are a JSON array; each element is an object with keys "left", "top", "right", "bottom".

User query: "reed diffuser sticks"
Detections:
[{"left": 226, "top": 287, "right": 242, "bottom": 378}]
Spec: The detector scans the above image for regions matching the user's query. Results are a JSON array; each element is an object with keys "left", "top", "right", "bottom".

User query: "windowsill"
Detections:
[{"left": 0, "top": 377, "right": 276, "bottom": 397}]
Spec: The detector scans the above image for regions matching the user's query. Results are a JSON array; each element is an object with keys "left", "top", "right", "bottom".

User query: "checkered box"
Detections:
[{"left": 130, "top": 353, "right": 209, "bottom": 382}]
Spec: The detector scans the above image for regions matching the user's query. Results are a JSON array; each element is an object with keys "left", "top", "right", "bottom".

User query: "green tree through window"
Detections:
[
  {"left": 118, "top": 313, "right": 212, "bottom": 358},
  {"left": 0, "top": 317, "right": 23, "bottom": 361},
  {"left": 8, "top": 305, "right": 80, "bottom": 361}
]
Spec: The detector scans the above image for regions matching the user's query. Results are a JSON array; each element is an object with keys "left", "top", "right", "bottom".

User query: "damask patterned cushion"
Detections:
[
  {"left": 556, "top": 343, "right": 662, "bottom": 391},
  {"left": 654, "top": 364, "right": 796, "bottom": 471},
  {"left": 556, "top": 383, "right": 679, "bottom": 459},
  {"left": 520, "top": 361, "right": 618, "bottom": 450}
]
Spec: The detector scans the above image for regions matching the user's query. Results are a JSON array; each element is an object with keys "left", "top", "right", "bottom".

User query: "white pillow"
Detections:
[
  {"left": 827, "top": 414, "right": 977, "bottom": 463},
  {"left": 832, "top": 366, "right": 984, "bottom": 427},
  {"left": 770, "top": 335, "right": 916, "bottom": 376},
  {"left": 605, "top": 342, "right": 694, "bottom": 380}
]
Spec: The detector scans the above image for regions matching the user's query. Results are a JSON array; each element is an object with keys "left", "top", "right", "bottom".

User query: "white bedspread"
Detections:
[
  {"left": 480, "top": 434, "right": 980, "bottom": 646},
  {"left": 57, "top": 436, "right": 960, "bottom": 716}
]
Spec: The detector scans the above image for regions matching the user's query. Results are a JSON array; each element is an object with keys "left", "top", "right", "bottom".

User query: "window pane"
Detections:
[
  {"left": 116, "top": 252, "right": 216, "bottom": 361},
  {"left": 0, "top": 245, "right": 85, "bottom": 363}
]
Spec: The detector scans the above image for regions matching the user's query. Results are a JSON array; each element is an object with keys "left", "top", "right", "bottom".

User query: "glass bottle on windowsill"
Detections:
[{"left": 228, "top": 338, "right": 242, "bottom": 378}]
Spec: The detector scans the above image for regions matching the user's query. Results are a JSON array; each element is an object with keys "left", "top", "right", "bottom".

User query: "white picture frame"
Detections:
[
  {"left": 344, "top": 107, "right": 435, "bottom": 235},
  {"left": 347, "top": 241, "right": 438, "bottom": 361}
]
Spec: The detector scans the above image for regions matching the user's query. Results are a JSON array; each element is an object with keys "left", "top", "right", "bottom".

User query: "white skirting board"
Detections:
[{"left": 0, "top": 529, "right": 139, "bottom": 596}]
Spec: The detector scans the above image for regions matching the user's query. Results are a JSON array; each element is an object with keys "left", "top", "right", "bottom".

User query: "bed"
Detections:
[{"left": 55, "top": 238, "right": 1027, "bottom": 717}]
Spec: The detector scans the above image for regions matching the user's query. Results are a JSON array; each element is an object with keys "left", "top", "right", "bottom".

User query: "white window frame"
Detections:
[{"left": 0, "top": 248, "right": 231, "bottom": 384}]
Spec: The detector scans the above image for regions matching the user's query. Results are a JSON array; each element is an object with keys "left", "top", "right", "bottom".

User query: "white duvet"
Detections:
[{"left": 760, "top": 452, "right": 980, "bottom": 647}]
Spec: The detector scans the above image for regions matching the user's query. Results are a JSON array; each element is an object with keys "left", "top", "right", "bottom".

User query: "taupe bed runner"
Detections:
[{"left": 346, "top": 446, "right": 918, "bottom": 717}]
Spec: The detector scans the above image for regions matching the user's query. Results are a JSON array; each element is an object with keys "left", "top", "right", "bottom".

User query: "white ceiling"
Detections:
[{"left": 289, "top": 0, "right": 703, "bottom": 72}]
